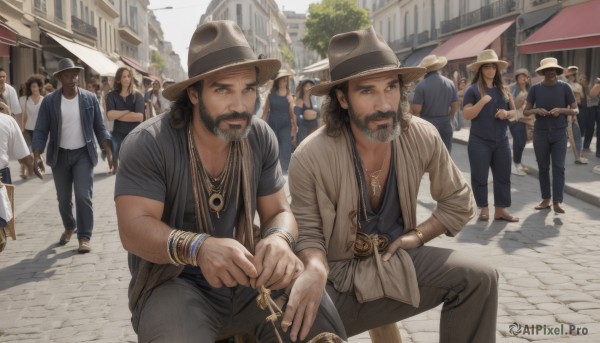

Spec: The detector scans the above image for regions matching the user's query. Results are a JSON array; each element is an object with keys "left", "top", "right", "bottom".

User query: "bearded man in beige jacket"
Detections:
[{"left": 284, "top": 27, "right": 499, "bottom": 343}]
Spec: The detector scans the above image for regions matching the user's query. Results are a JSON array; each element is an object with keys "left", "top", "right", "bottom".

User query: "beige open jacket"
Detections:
[{"left": 288, "top": 116, "right": 476, "bottom": 307}]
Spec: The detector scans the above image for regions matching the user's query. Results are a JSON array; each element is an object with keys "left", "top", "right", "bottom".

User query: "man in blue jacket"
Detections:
[{"left": 32, "top": 58, "right": 116, "bottom": 253}]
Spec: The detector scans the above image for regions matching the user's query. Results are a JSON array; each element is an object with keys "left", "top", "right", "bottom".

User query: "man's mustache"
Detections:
[
  {"left": 216, "top": 112, "right": 253, "bottom": 123},
  {"left": 365, "top": 111, "right": 396, "bottom": 123}
]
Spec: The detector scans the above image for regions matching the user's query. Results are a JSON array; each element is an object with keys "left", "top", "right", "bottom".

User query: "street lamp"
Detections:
[{"left": 148, "top": 6, "right": 173, "bottom": 11}]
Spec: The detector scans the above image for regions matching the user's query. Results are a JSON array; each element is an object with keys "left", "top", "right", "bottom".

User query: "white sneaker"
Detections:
[
  {"left": 512, "top": 163, "right": 526, "bottom": 176},
  {"left": 517, "top": 163, "right": 528, "bottom": 173}
]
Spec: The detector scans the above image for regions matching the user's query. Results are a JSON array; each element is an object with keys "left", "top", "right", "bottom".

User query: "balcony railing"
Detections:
[
  {"left": 441, "top": 0, "right": 517, "bottom": 34},
  {"left": 72, "top": 16, "right": 97, "bottom": 39}
]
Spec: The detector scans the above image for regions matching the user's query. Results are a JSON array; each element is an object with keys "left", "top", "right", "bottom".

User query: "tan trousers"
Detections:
[{"left": 327, "top": 246, "right": 498, "bottom": 343}]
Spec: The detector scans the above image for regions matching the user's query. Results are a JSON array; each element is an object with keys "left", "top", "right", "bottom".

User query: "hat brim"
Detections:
[
  {"left": 274, "top": 70, "right": 295, "bottom": 80},
  {"left": 163, "top": 58, "right": 281, "bottom": 101},
  {"left": 310, "top": 66, "right": 426, "bottom": 97},
  {"left": 423, "top": 57, "right": 447, "bottom": 72},
  {"left": 467, "top": 59, "right": 508, "bottom": 72},
  {"left": 53, "top": 66, "right": 84, "bottom": 77},
  {"left": 535, "top": 65, "right": 564, "bottom": 75}
]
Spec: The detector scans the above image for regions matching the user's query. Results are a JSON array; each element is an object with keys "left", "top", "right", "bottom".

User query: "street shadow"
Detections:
[{"left": 0, "top": 244, "right": 76, "bottom": 292}]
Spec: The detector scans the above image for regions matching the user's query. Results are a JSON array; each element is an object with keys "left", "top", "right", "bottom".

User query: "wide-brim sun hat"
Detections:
[
  {"left": 565, "top": 65, "right": 579, "bottom": 77},
  {"left": 163, "top": 21, "right": 281, "bottom": 101},
  {"left": 419, "top": 54, "right": 447, "bottom": 73},
  {"left": 310, "top": 26, "right": 426, "bottom": 96},
  {"left": 467, "top": 49, "right": 508, "bottom": 72},
  {"left": 535, "top": 57, "right": 564, "bottom": 75},
  {"left": 53, "top": 58, "right": 84, "bottom": 77},
  {"left": 273, "top": 68, "right": 295, "bottom": 80}
]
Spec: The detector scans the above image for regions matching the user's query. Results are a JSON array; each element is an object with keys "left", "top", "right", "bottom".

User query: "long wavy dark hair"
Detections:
[
  {"left": 169, "top": 81, "right": 203, "bottom": 129},
  {"left": 112, "top": 67, "right": 136, "bottom": 94},
  {"left": 321, "top": 75, "right": 412, "bottom": 137},
  {"left": 470, "top": 64, "right": 511, "bottom": 101}
]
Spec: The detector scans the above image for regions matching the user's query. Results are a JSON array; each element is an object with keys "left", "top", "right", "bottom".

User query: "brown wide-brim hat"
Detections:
[
  {"left": 53, "top": 58, "right": 84, "bottom": 77},
  {"left": 163, "top": 21, "right": 281, "bottom": 101},
  {"left": 467, "top": 49, "right": 508, "bottom": 72},
  {"left": 535, "top": 57, "right": 564, "bottom": 75},
  {"left": 419, "top": 54, "right": 447, "bottom": 73},
  {"left": 310, "top": 27, "right": 426, "bottom": 96}
]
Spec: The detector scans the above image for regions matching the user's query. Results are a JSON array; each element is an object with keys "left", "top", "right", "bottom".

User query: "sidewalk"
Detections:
[{"left": 452, "top": 127, "right": 600, "bottom": 208}]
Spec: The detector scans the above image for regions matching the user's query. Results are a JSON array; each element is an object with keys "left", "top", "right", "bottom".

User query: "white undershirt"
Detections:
[{"left": 59, "top": 94, "right": 86, "bottom": 149}]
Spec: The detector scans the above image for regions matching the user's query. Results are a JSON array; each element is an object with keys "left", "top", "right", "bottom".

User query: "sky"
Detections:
[{"left": 148, "top": 0, "right": 319, "bottom": 73}]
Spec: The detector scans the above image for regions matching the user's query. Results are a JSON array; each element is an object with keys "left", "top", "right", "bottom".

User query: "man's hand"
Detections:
[
  {"left": 34, "top": 157, "right": 45, "bottom": 177},
  {"left": 281, "top": 267, "right": 327, "bottom": 342},
  {"left": 197, "top": 237, "right": 258, "bottom": 288},
  {"left": 251, "top": 234, "right": 303, "bottom": 290},
  {"left": 106, "top": 151, "right": 118, "bottom": 175},
  {"left": 549, "top": 108, "right": 562, "bottom": 117},
  {"left": 382, "top": 232, "right": 421, "bottom": 261}
]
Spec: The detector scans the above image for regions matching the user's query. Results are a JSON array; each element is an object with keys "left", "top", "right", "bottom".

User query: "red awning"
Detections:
[
  {"left": 519, "top": 0, "right": 600, "bottom": 54},
  {"left": 120, "top": 56, "right": 148, "bottom": 75},
  {"left": 0, "top": 21, "right": 18, "bottom": 47},
  {"left": 431, "top": 19, "right": 515, "bottom": 62}
]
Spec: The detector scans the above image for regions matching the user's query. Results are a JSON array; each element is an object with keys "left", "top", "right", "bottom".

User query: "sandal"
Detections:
[
  {"left": 58, "top": 229, "right": 75, "bottom": 245},
  {"left": 494, "top": 215, "right": 520, "bottom": 222}
]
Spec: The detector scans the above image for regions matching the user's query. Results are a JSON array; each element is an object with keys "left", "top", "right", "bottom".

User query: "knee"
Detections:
[{"left": 469, "top": 264, "right": 498, "bottom": 295}]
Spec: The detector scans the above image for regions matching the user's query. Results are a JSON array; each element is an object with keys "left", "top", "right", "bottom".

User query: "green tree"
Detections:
[
  {"left": 151, "top": 50, "right": 166, "bottom": 73},
  {"left": 302, "top": 0, "right": 371, "bottom": 58},
  {"left": 279, "top": 44, "right": 295, "bottom": 68}
]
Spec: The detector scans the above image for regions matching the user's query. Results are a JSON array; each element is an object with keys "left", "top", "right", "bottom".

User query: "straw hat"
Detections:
[
  {"left": 565, "top": 65, "right": 579, "bottom": 77},
  {"left": 467, "top": 49, "right": 508, "bottom": 72},
  {"left": 418, "top": 54, "right": 447, "bottom": 73},
  {"left": 514, "top": 68, "right": 530, "bottom": 79},
  {"left": 535, "top": 57, "right": 564, "bottom": 75},
  {"left": 310, "top": 27, "right": 425, "bottom": 96},
  {"left": 163, "top": 21, "right": 281, "bottom": 100},
  {"left": 53, "top": 58, "right": 84, "bottom": 77},
  {"left": 273, "top": 68, "right": 295, "bottom": 80}
]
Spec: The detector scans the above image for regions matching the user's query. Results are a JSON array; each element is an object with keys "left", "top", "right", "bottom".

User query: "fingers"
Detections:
[
  {"left": 232, "top": 249, "right": 258, "bottom": 279},
  {"left": 382, "top": 236, "right": 403, "bottom": 261}
]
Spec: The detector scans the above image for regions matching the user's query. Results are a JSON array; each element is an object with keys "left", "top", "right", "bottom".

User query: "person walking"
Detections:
[
  {"left": 144, "top": 79, "right": 170, "bottom": 118},
  {"left": 106, "top": 67, "right": 145, "bottom": 166},
  {"left": 294, "top": 79, "right": 320, "bottom": 146},
  {"left": 508, "top": 68, "right": 532, "bottom": 176},
  {"left": 411, "top": 54, "right": 459, "bottom": 152},
  {"left": 32, "top": 58, "right": 116, "bottom": 253},
  {"left": 261, "top": 69, "right": 297, "bottom": 173},
  {"left": 114, "top": 21, "right": 346, "bottom": 343},
  {"left": 587, "top": 77, "right": 600, "bottom": 157},
  {"left": 0, "top": 68, "right": 22, "bottom": 122},
  {"left": 462, "top": 49, "right": 519, "bottom": 222},
  {"left": 565, "top": 66, "right": 588, "bottom": 164},
  {"left": 523, "top": 58, "right": 578, "bottom": 214}
]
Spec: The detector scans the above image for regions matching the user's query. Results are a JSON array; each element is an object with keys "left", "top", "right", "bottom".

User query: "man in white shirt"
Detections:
[
  {"left": 0, "top": 68, "right": 22, "bottom": 118},
  {"left": 0, "top": 113, "right": 40, "bottom": 252},
  {"left": 32, "top": 58, "right": 116, "bottom": 254}
]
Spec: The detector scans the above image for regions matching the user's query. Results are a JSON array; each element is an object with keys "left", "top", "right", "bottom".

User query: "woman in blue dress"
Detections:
[
  {"left": 463, "top": 49, "right": 519, "bottom": 222},
  {"left": 261, "top": 69, "right": 297, "bottom": 173}
]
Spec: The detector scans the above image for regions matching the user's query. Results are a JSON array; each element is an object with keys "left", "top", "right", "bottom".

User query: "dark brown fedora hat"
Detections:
[
  {"left": 163, "top": 21, "right": 281, "bottom": 100},
  {"left": 310, "top": 27, "right": 425, "bottom": 96},
  {"left": 53, "top": 58, "right": 84, "bottom": 77}
]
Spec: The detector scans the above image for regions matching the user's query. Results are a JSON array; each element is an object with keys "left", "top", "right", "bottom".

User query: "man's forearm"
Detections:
[
  {"left": 297, "top": 247, "right": 329, "bottom": 278},
  {"left": 415, "top": 216, "right": 448, "bottom": 244}
]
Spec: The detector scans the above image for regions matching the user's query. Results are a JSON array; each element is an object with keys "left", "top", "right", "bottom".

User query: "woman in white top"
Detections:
[{"left": 22, "top": 75, "right": 45, "bottom": 146}]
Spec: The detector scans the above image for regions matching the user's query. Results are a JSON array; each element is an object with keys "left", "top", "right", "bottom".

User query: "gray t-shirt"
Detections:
[
  {"left": 115, "top": 114, "right": 285, "bottom": 282},
  {"left": 412, "top": 72, "right": 458, "bottom": 125}
]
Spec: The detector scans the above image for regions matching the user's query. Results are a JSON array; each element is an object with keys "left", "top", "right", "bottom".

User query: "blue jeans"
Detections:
[
  {"left": 509, "top": 122, "right": 527, "bottom": 164},
  {"left": 267, "top": 115, "right": 292, "bottom": 173},
  {"left": 533, "top": 128, "right": 567, "bottom": 203},
  {"left": 431, "top": 120, "right": 453, "bottom": 153},
  {"left": 52, "top": 147, "right": 95, "bottom": 240},
  {"left": 584, "top": 105, "right": 599, "bottom": 154},
  {"left": 570, "top": 117, "right": 583, "bottom": 153},
  {"left": 111, "top": 131, "right": 127, "bottom": 162},
  {"left": 468, "top": 135, "right": 512, "bottom": 208}
]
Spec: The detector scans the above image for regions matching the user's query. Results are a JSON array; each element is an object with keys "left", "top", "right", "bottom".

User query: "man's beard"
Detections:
[
  {"left": 348, "top": 103, "right": 400, "bottom": 142},
  {"left": 198, "top": 103, "right": 252, "bottom": 141}
]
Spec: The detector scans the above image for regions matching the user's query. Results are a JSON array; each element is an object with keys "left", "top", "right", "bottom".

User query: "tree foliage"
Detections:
[
  {"left": 302, "top": 0, "right": 371, "bottom": 58},
  {"left": 151, "top": 50, "right": 166, "bottom": 73},
  {"left": 279, "top": 44, "right": 295, "bottom": 68}
]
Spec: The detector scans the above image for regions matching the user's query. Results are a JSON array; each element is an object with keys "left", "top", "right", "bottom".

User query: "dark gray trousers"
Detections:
[
  {"left": 136, "top": 277, "right": 347, "bottom": 343},
  {"left": 327, "top": 246, "right": 498, "bottom": 343}
]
